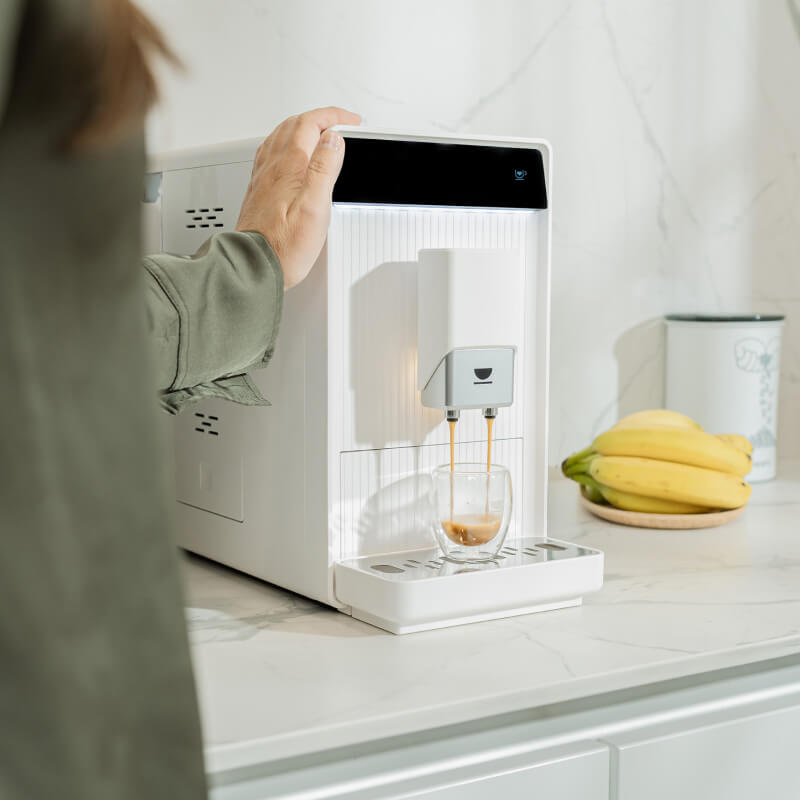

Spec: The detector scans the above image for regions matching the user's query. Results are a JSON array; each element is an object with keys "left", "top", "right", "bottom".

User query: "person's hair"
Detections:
[
  {"left": 69, "top": 0, "right": 179, "bottom": 151},
  {"left": 13, "top": 0, "right": 178, "bottom": 152}
]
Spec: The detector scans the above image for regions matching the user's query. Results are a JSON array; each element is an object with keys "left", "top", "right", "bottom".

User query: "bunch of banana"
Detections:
[{"left": 562, "top": 409, "right": 753, "bottom": 514}]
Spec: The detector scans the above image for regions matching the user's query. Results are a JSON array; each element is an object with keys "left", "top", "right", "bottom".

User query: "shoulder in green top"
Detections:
[{"left": 0, "top": 1, "right": 286, "bottom": 798}]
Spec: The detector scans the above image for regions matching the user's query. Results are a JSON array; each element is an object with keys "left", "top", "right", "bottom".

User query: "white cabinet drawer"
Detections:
[
  {"left": 383, "top": 741, "right": 609, "bottom": 799},
  {"left": 604, "top": 698, "right": 800, "bottom": 800}
]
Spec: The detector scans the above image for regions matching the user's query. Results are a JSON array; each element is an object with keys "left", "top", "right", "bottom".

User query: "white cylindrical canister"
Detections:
[{"left": 665, "top": 314, "right": 785, "bottom": 482}]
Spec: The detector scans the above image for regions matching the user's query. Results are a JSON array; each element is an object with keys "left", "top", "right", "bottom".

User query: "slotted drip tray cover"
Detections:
[
  {"left": 334, "top": 537, "right": 604, "bottom": 634},
  {"left": 337, "top": 537, "right": 598, "bottom": 580}
]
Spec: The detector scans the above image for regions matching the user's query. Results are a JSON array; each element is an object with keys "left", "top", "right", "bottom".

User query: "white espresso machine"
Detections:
[{"left": 143, "top": 128, "right": 603, "bottom": 633}]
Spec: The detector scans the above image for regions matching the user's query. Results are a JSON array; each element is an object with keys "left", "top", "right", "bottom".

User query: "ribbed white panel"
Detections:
[
  {"left": 329, "top": 206, "right": 538, "bottom": 454},
  {"left": 337, "top": 438, "right": 523, "bottom": 560}
]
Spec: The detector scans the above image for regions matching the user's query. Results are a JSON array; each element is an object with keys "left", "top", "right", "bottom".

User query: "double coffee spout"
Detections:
[{"left": 444, "top": 405, "right": 497, "bottom": 424}]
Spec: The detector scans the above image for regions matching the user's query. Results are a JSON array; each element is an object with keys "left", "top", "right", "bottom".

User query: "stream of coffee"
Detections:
[
  {"left": 486, "top": 416, "right": 494, "bottom": 473},
  {"left": 442, "top": 414, "right": 499, "bottom": 546},
  {"left": 449, "top": 419, "right": 456, "bottom": 473},
  {"left": 448, "top": 419, "right": 456, "bottom": 521},
  {"left": 485, "top": 415, "right": 494, "bottom": 515}
]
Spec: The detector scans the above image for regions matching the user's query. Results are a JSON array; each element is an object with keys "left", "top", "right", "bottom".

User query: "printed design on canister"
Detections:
[
  {"left": 750, "top": 427, "right": 776, "bottom": 449},
  {"left": 734, "top": 337, "right": 780, "bottom": 445}
]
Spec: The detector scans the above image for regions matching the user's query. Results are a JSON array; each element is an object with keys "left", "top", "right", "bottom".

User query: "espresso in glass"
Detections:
[
  {"left": 441, "top": 514, "right": 502, "bottom": 546},
  {"left": 432, "top": 464, "right": 512, "bottom": 562}
]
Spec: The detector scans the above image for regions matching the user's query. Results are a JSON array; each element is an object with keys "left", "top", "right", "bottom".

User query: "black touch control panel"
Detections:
[{"left": 333, "top": 137, "right": 548, "bottom": 210}]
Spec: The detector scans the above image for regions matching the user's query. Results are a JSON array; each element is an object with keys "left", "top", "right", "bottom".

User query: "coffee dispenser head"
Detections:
[
  {"left": 417, "top": 248, "right": 524, "bottom": 414},
  {"left": 421, "top": 346, "right": 515, "bottom": 413}
]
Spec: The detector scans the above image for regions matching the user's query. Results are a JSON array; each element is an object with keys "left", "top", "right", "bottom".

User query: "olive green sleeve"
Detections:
[{"left": 142, "top": 231, "right": 284, "bottom": 414}]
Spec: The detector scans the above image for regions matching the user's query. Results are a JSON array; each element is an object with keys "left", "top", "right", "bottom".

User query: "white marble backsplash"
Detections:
[{"left": 140, "top": 0, "right": 800, "bottom": 462}]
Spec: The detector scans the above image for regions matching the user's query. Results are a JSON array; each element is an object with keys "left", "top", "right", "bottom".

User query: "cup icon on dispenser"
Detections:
[{"left": 514, "top": 169, "right": 528, "bottom": 181}]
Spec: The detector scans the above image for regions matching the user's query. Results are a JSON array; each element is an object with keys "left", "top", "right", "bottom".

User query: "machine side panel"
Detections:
[
  {"left": 160, "top": 162, "right": 252, "bottom": 255},
  {"left": 162, "top": 162, "right": 333, "bottom": 606}
]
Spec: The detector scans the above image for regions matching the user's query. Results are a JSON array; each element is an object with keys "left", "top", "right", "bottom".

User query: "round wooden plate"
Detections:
[{"left": 578, "top": 488, "right": 746, "bottom": 530}]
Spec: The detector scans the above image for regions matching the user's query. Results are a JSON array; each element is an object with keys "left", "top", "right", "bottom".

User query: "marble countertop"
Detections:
[{"left": 182, "top": 460, "right": 800, "bottom": 775}]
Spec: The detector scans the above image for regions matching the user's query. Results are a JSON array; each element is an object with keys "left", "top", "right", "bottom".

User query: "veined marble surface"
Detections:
[{"left": 183, "top": 460, "right": 800, "bottom": 775}]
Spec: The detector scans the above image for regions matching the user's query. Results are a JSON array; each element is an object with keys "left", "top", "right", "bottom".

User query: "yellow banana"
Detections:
[
  {"left": 715, "top": 433, "right": 754, "bottom": 456},
  {"left": 613, "top": 409, "right": 703, "bottom": 431},
  {"left": 596, "top": 484, "right": 712, "bottom": 514},
  {"left": 589, "top": 455, "right": 752, "bottom": 509},
  {"left": 592, "top": 427, "right": 751, "bottom": 478}
]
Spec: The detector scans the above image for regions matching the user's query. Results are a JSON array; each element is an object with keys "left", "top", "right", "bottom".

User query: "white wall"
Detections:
[{"left": 140, "top": 0, "right": 800, "bottom": 464}]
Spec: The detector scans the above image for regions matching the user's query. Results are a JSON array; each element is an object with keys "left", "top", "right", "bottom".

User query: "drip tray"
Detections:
[{"left": 334, "top": 537, "right": 604, "bottom": 634}]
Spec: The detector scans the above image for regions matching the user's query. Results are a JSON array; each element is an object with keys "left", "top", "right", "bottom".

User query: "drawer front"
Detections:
[
  {"left": 605, "top": 702, "right": 800, "bottom": 800},
  {"left": 385, "top": 743, "right": 609, "bottom": 799}
]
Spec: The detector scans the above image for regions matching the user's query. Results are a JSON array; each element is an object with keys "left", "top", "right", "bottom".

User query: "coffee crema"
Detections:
[{"left": 441, "top": 513, "right": 502, "bottom": 546}]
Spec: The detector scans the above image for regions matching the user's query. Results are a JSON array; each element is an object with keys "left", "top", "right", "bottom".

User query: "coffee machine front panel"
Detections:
[
  {"left": 327, "top": 204, "right": 537, "bottom": 560},
  {"left": 326, "top": 130, "right": 549, "bottom": 565}
]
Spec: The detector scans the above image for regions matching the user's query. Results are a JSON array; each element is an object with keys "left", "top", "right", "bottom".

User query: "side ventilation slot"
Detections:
[
  {"left": 186, "top": 207, "right": 225, "bottom": 229},
  {"left": 193, "top": 412, "right": 220, "bottom": 436}
]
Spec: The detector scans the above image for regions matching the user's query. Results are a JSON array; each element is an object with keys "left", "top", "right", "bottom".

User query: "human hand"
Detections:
[{"left": 236, "top": 106, "right": 361, "bottom": 290}]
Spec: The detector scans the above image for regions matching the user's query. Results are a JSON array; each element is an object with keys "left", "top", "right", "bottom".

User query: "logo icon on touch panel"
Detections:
[{"left": 514, "top": 169, "right": 527, "bottom": 181}]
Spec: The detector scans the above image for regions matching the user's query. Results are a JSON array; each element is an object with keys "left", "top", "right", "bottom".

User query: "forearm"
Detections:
[{"left": 142, "top": 231, "right": 284, "bottom": 411}]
